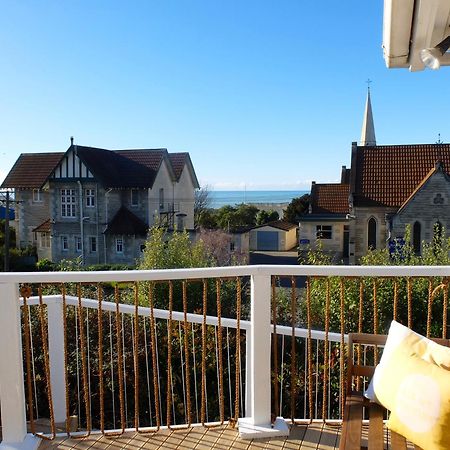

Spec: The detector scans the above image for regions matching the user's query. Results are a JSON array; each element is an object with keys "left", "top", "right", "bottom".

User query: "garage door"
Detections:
[{"left": 257, "top": 231, "right": 279, "bottom": 251}]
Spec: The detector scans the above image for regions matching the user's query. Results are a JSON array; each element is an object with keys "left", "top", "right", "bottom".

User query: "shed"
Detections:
[{"left": 249, "top": 221, "right": 298, "bottom": 251}]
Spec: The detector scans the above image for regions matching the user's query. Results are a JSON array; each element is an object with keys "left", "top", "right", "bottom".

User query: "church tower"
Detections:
[{"left": 360, "top": 87, "right": 376, "bottom": 146}]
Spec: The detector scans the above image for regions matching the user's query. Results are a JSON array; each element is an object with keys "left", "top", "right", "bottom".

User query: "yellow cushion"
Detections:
[
  {"left": 386, "top": 351, "right": 450, "bottom": 450},
  {"left": 365, "top": 320, "right": 450, "bottom": 405}
]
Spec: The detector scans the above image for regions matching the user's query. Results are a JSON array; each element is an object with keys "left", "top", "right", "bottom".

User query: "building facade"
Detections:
[
  {"left": 299, "top": 90, "right": 450, "bottom": 263},
  {"left": 2, "top": 144, "right": 199, "bottom": 265}
]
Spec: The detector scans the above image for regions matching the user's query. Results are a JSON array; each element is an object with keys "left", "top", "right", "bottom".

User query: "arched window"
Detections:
[
  {"left": 368, "top": 217, "right": 377, "bottom": 250},
  {"left": 413, "top": 221, "right": 421, "bottom": 255}
]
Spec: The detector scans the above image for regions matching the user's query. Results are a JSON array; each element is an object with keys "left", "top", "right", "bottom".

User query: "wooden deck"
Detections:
[{"left": 38, "top": 422, "right": 343, "bottom": 450}]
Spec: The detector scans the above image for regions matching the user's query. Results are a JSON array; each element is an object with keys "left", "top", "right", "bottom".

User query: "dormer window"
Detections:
[{"left": 131, "top": 189, "right": 139, "bottom": 207}]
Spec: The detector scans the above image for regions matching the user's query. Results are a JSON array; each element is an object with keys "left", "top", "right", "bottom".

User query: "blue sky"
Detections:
[{"left": 1, "top": 1, "right": 449, "bottom": 190}]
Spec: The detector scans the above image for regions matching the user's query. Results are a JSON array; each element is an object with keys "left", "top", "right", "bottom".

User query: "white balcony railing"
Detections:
[{"left": 1, "top": 265, "right": 450, "bottom": 449}]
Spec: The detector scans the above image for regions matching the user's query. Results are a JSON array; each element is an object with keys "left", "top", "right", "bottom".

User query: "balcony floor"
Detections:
[{"left": 37, "top": 422, "right": 344, "bottom": 450}]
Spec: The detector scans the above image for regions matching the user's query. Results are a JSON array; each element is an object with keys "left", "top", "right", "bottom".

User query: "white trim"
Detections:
[
  {"left": 3, "top": 265, "right": 450, "bottom": 284},
  {"left": 116, "top": 237, "right": 124, "bottom": 254},
  {"left": 32, "top": 189, "right": 43, "bottom": 203}
]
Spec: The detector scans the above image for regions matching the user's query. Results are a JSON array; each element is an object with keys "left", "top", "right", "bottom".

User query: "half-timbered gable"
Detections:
[{"left": 2, "top": 143, "right": 199, "bottom": 265}]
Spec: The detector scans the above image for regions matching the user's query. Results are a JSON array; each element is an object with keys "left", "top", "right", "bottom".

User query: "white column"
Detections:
[
  {"left": 0, "top": 282, "right": 27, "bottom": 444},
  {"left": 238, "top": 273, "right": 288, "bottom": 439},
  {"left": 245, "top": 330, "right": 252, "bottom": 418},
  {"left": 47, "top": 299, "right": 66, "bottom": 423},
  {"left": 249, "top": 273, "right": 271, "bottom": 425}
]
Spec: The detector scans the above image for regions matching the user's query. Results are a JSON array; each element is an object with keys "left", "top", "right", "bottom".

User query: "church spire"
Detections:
[{"left": 360, "top": 83, "right": 376, "bottom": 146}]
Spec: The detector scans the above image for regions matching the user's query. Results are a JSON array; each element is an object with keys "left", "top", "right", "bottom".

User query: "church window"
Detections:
[{"left": 368, "top": 218, "right": 377, "bottom": 250}]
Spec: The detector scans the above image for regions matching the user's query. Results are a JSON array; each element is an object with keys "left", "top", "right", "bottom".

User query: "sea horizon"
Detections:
[{"left": 209, "top": 189, "right": 308, "bottom": 209}]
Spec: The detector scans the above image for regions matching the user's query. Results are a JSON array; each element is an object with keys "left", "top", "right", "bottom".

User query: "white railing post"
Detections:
[
  {"left": 47, "top": 298, "right": 67, "bottom": 423},
  {"left": 238, "top": 273, "right": 288, "bottom": 439},
  {"left": 0, "top": 282, "right": 39, "bottom": 448}
]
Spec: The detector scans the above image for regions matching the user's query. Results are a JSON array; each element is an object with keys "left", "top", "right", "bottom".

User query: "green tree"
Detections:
[
  {"left": 255, "top": 209, "right": 279, "bottom": 225},
  {"left": 297, "top": 224, "right": 450, "bottom": 337},
  {"left": 283, "top": 194, "right": 310, "bottom": 223}
]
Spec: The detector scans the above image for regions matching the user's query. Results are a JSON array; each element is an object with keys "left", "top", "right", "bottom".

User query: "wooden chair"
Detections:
[{"left": 339, "top": 332, "right": 450, "bottom": 450}]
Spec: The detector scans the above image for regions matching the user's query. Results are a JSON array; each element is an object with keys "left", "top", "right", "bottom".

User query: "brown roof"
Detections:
[
  {"left": 353, "top": 144, "right": 450, "bottom": 207},
  {"left": 32, "top": 219, "right": 51, "bottom": 233},
  {"left": 2, "top": 153, "right": 64, "bottom": 188},
  {"left": 104, "top": 207, "right": 148, "bottom": 235},
  {"left": 253, "top": 220, "right": 297, "bottom": 231},
  {"left": 168, "top": 153, "right": 188, "bottom": 179},
  {"left": 115, "top": 149, "right": 167, "bottom": 172},
  {"left": 311, "top": 183, "right": 350, "bottom": 214},
  {"left": 2, "top": 146, "right": 197, "bottom": 189}
]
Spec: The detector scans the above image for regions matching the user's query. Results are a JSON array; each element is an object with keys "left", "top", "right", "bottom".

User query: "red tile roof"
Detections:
[
  {"left": 353, "top": 144, "right": 450, "bottom": 207},
  {"left": 311, "top": 183, "right": 350, "bottom": 214},
  {"left": 32, "top": 219, "right": 51, "bottom": 233},
  {"left": 2, "top": 153, "right": 64, "bottom": 188}
]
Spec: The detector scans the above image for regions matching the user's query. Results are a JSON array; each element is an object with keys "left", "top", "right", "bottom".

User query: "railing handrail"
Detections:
[
  {"left": 22, "top": 294, "right": 345, "bottom": 342},
  {"left": 2, "top": 264, "right": 450, "bottom": 283}
]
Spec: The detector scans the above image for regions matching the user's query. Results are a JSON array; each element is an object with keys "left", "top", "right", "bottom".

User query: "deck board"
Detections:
[{"left": 31, "top": 422, "right": 344, "bottom": 450}]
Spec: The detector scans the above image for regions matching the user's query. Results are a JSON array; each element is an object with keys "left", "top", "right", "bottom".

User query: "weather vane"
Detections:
[
  {"left": 366, "top": 79, "right": 372, "bottom": 91},
  {"left": 436, "top": 133, "right": 443, "bottom": 144}
]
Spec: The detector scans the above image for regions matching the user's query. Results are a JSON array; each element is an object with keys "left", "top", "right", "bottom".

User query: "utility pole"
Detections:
[
  {"left": 4, "top": 191, "right": 10, "bottom": 271},
  {"left": 1, "top": 190, "right": 21, "bottom": 272}
]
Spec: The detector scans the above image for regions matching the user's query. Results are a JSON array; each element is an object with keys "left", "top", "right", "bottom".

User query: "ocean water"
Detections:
[{"left": 209, "top": 190, "right": 308, "bottom": 209}]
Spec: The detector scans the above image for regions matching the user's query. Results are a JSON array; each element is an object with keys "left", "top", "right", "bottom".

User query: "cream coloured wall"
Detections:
[
  {"left": 298, "top": 221, "right": 345, "bottom": 254},
  {"left": 352, "top": 207, "right": 396, "bottom": 260},
  {"left": 249, "top": 225, "right": 297, "bottom": 251},
  {"left": 173, "top": 164, "right": 196, "bottom": 230}
]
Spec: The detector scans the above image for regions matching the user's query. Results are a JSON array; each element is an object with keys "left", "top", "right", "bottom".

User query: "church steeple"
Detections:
[{"left": 360, "top": 85, "right": 376, "bottom": 146}]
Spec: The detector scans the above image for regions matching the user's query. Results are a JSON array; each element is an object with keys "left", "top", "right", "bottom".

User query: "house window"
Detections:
[
  {"left": 413, "top": 221, "right": 421, "bottom": 255},
  {"left": 61, "top": 235, "right": 68, "bottom": 251},
  {"left": 368, "top": 218, "right": 377, "bottom": 249},
  {"left": 131, "top": 189, "right": 139, "bottom": 206},
  {"left": 61, "top": 189, "right": 76, "bottom": 218},
  {"left": 85, "top": 189, "right": 95, "bottom": 207},
  {"left": 316, "top": 225, "right": 332, "bottom": 239},
  {"left": 75, "top": 236, "right": 82, "bottom": 253},
  {"left": 230, "top": 242, "right": 235, "bottom": 251},
  {"left": 33, "top": 189, "right": 43, "bottom": 203},
  {"left": 89, "top": 236, "right": 97, "bottom": 253},
  {"left": 159, "top": 188, "right": 164, "bottom": 210},
  {"left": 116, "top": 237, "right": 124, "bottom": 253},
  {"left": 40, "top": 233, "right": 50, "bottom": 248}
]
